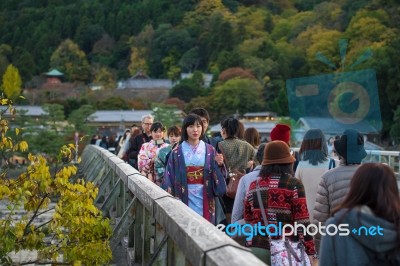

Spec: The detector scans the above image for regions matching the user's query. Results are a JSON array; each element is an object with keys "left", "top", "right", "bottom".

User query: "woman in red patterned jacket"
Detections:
[{"left": 243, "top": 140, "right": 316, "bottom": 264}]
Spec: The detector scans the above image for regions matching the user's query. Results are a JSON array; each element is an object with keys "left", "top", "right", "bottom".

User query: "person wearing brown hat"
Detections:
[
  {"left": 243, "top": 140, "right": 316, "bottom": 264},
  {"left": 313, "top": 129, "right": 367, "bottom": 253}
]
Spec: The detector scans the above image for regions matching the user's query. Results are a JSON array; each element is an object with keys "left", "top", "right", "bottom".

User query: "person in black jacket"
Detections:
[{"left": 126, "top": 114, "right": 154, "bottom": 168}]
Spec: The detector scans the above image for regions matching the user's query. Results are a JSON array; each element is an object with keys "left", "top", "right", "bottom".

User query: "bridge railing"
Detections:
[{"left": 78, "top": 145, "right": 266, "bottom": 266}]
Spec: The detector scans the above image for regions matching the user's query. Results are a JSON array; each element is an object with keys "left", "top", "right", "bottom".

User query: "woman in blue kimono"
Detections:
[{"left": 162, "top": 114, "right": 226, "bottom": 224}]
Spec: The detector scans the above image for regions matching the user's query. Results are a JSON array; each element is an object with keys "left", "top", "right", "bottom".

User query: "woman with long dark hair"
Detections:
[
  {"left": 319, "top": 163, "right": 400, "bottom": 265},
  {"left": 162, "top": 114, "right": 226, "bottom": 224},
  {"left": 218, "top": 117, "right": 255, "bottom": 223},
  {"left": 295, "top": 128, "right": 330, "bottom": 222}
]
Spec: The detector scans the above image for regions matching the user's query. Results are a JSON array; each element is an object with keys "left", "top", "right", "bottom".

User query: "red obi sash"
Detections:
[{"left": 186, "top": 166, "right": 204, "bottom": 185}]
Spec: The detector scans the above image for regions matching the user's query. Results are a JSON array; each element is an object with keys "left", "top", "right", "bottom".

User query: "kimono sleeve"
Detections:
[
  {"left": 154, "top": 146, "right": 171, "bottom": 185},
  {"left": 138, "top": 143, "right": 150, "bottom": 172},
  {"left": 161, "top": 149, "right": 176, "bottom": 195},
  {"left": 210, "top": 147, "right": 226, "bottom": 197}
]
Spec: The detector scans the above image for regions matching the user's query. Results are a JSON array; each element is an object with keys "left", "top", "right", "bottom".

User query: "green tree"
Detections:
[
  {"left": 0, "top": 44, "right": 12, "bottom": 79},
  {"left": 151, "top": 103, "right": 182, "bottom": 129},
  {"left": 0, "top": 97, "right": 112, "bottom": 265},
  {"left": 96, "top": 96, "right": 129, "bottom": 110},
  {"left": 68, "top": 104, "right": 96, "bottom": 135},
  {"left": 42, "top": 104, "right": 65, "bottom": 133},
  {"left": 23, "top": 104, "right": 67, "bottom": 157},
  {"left": 390, "top": 106, "right": 400, "bottom": 142},
  {"left": 50, "top": 39, "right": 90, "bottom": 82},
  {"left": 128, "top": 47, "right": 148, "bottom": 75},
  {"left": 211, "top": 78, "right": 264, "bottom": 120},
  {"left": 1, "top": 64, "right": 22, "bottom": 101},
  {"left": 148, "top": 24, "right": 193, "bottom": 77},
  {"left": 92, "top": 67, "right": 116, "bottom": 90},
  {"left": 12, "top": 47, "right": 35, "bottom": 82},
  {"left": 169, "top": 74, "right": 204, "bottom": 103}
]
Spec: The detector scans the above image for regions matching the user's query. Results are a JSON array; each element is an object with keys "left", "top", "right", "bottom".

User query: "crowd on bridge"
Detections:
[{"left": 91, "top": 108, "right": 400, "bottom": 266}]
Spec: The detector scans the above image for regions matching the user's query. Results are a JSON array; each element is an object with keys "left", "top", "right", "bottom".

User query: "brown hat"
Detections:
[{"left": 262, "top": 140, "right": 295, "bottom": 165}]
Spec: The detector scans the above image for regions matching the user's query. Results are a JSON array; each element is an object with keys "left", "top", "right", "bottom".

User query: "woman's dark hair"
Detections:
[
  {"left": 131, "top": 128, "right": 141, "bottom": 139},
  {"left": 333, "top": 163, "right": 400, "bottom": 248},
  {"left": 299, "top": 128, "right": 328, "bottom": 165},
  {"left": 190, "top": 108, "right": 210, "bottom": 122},
  {"left": 122, "top": 129, "right": 130, "bottom": 141},
  {"left": 220, "top": 117, "right": 240, "bottom": 139},
  {"left": 167, "top": 125, "right": 181, "bottom": 136},
  {"left": 259, "top": 163, "right": 294, "bottom": 177},
  {"left": 150, "top": 121, "right": 164, "bottom": 132},
  {"left": 244, "top": 127, "right": 260, "bottom": 148},
  {"left": 181, "top": 114, "right": 204, "bottom": 141},
  {"left": 236, "top": 120, "right": 245, "bottom": 139}
]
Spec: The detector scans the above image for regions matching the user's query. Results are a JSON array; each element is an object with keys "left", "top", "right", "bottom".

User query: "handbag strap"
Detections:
[
  {"left": 218, "top": 144, "right": 230, "bottom": 175},
  {"left": 255, "top": 179, "right": 269, "bottom": 230},
  {"left": 256, "top": 179, "right": 305, "bottom": 266}
]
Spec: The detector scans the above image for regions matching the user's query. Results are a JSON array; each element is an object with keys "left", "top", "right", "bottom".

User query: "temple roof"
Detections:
[{"left": 46, "top": 69, "right": 64, "bottom": 76}]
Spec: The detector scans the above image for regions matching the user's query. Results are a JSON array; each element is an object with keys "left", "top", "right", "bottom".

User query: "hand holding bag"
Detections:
[{"left": 256, "top": 179, "right": 311, "bottom": 266}]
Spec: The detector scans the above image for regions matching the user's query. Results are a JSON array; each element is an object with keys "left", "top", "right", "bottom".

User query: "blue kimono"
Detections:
[{"left": 162, "top": 141, "right": 226, "bottom": 224}]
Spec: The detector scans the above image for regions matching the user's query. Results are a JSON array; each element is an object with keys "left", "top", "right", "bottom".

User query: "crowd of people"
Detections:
[{"left": 90, "top": 108, "right": 400, "bottom": 266}]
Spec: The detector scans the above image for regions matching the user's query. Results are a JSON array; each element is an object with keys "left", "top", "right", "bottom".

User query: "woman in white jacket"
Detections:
[
  {"left": 295, "top": 128, "right": 330, "bottom": 223},
  {"left": 117, "top": 129, "right": 130, "bottom": 158}
]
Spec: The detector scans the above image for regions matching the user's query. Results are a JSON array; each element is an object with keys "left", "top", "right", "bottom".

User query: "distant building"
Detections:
[
  {"left": 86, "top": 109, "right": 185, "bottom": 136},
  {"left": 87, "top": 110, "right": 152, "bottom": 136},
  {"left": 180, "top": 73, "right": 213, "bottom": 88},
  {"left": 117, "top": 71, "right": 173, "bottom": 90},
  {"left": 117, "top": 71, "right": 214, "bottom": 90},
  {"left": 0, "top": 105, "right": 47, "bottom": 121},
  {"left": 45, "top": 69, "right": 64, "bottom": 84}
]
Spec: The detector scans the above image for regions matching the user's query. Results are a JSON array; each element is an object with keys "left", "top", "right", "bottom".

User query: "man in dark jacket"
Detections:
[{"left": 126, "top": 114, "right": 154, "bottom": 168}]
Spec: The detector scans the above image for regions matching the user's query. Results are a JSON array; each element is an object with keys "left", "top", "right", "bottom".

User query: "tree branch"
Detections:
[
  {"left": 34, "top": 218, "right": 53, "bottom": 232},
  {"left": 17, "top": 260, "right": 70, "bottom": 265},
  {"left": 23, "top": 193, "right": 49, "bottom": 236}
]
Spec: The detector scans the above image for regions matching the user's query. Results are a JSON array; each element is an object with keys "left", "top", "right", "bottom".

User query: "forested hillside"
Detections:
[{"left": 0, "top": 0, "right": 399, "bottom": 140}]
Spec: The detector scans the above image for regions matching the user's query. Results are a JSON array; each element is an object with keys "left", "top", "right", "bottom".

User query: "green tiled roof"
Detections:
[{"left": 46, "top": 69, "right": 64, "bottom": 76}]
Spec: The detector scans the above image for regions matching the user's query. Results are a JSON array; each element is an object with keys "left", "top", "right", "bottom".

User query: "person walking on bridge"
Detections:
[
  {"left": 319, "top": 163, "right": 400, "bottom": 265},
  {"left": 162, "top": 114, "right": 226, "bottom": 224},
  {"left": 138, "top": 122, "right": 169, "bottom": 185},
  {"left": 125, "top": 114, "right": 154, "bottom": 168}
]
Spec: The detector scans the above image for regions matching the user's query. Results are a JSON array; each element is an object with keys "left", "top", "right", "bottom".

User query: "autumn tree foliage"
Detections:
[
  {"left": 49, "top": 39, "right": 90, "bottom": 82},
  {"left": 0, "top": 96, "right": 111, "bottom": 264},
  {"left": 1, "top": 64, "right": 21, "bottom": 101},
  {"left": 217, "top": 67, "right": 256, "bottom": 83}
]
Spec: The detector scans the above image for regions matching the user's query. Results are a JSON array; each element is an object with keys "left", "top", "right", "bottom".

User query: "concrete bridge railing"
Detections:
[{"left": 78, "top": 145, "right": 266, "bottom": 266}]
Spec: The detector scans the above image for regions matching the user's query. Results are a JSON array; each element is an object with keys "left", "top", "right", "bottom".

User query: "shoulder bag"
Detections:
[
  {"left": 256, "top": 179, "right": 311, "bottom": 266},
  {"left": 219, "top": 146, "right": 245, "bottom": 199}
]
